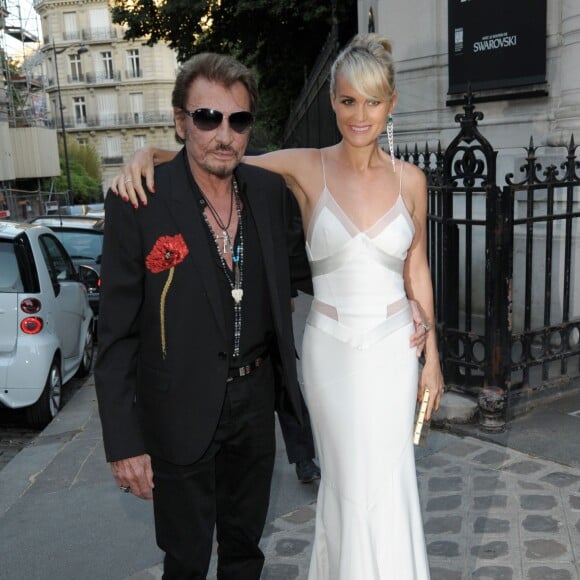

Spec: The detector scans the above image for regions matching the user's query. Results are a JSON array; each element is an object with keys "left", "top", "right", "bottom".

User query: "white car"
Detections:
[{"left": 0, "top": 221, "right": 94, "bottom": 428}]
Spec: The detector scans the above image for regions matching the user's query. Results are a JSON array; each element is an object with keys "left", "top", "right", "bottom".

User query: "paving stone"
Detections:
[
  {"left": 444, "top": 466, "right": 464, "bottom": 474},
  {"left": 426, "top": 494, "right": 462, "bottom": 511},
  {"left": 576, "top": 518, "right": 580, "bottom": 533},
  {"left": 274, "top": 539, "right": 310, "bottom": 557},
  {"left": 474, "top": 475, "right": 507, "bottom": 491},
  {"left": 473, "top": 495, "right": 508, "bottom": 510},
  {"left": 524, "top": 539, "right": 568, "bottom": 559},
  {"left": 502, "top": 460, "right": 544, "bottom": 475},
  {"left": 471, "top": 540, "right": 509, "bottom": 559},
  {"left": 474, "top": 517, "right": 511, "bottom": 534},
  {"left": 427, "top": 540, "right": 460, "bottom": 557},
  {"left": 518, "top": 480, "right": 546, "bottom": 491},
  {"left": 430, "top": 566, "right": 462, "bottom": 580},
  {"left": 263, "top": 522, "right": 282, "bottom": 537},
  {"left": 569, "top": 495, "right": 580, "bottom": 510},
  {"left": 428, "top": 476, "right": 464, "bottom": 492},
  {"left": 442, "top": 441, "right": 482, "bottom": 457},
  {"left": 473, "top": 450, "right": 511, "bottom": 466},
  {"left": 528, "top": 567, "right": 572, "bottom": 580},
  {"left": 520, "top": 494, "right": 558, "bottom": 510},
  {"left": 417, "top": 455, "right": 452, "bottom": 469},
  {"left": 424, "top": 515, "right": 463, "bottom": 534},
  {"left": 540, "top": 472, "right": 580, "bottom": 489},
  {"left": 261, "top": 564, "right": 300, "bottom": 580},
  {"left": 281, "top": 507, "right": 316, "bottom": 525},
  {"left": 522, "top": 515, "right": 561, "bottom": 533},
  {"left": 472, "top": 566, "right": 513, "bottom": 579}
]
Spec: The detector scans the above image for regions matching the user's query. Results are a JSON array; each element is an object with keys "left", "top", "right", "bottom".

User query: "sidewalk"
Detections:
[{"left": 1, "top": 376, "right": 579, "bottom": 579}]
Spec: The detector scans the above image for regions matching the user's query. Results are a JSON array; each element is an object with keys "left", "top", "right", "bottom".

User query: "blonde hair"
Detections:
[{"left": 330, "top": 33, "right": 395, "bottom": 102}]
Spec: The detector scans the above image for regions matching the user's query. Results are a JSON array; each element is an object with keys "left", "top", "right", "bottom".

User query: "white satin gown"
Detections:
[{"left": 301, "top": 157, "right": 430, "bottom": 579}]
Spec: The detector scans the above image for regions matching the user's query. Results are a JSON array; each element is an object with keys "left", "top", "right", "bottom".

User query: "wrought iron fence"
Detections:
[{"left": 400, "top": 94, "right": 580, "bottom": 430}]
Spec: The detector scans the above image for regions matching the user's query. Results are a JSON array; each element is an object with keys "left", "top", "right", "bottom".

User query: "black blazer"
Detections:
[{"left": 95, "top": 151, "right": 306, "bottom": 465}]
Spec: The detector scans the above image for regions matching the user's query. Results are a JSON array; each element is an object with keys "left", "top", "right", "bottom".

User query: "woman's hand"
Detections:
[
  {"left": 110, "top": 147, "right": 158, "bottom": 208},
  {"left": 409, "top": 299, "right": 428, "bottom": 357},
  {"left": 418, "top": 360, "right": 444, "bottom": 421}
]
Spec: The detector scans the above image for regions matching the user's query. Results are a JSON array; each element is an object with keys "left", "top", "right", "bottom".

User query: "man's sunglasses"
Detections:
[{"left": 183, "top": 108, "right": 254, "bottom": 134}]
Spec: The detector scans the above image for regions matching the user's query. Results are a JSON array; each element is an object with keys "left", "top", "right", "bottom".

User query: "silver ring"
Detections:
[
  {"left": 119, "top": 485, "right": 131, "bottom": 493},
  {"left": 124, "top": 177, "right": 133, "bottom": 184},
  {"left": 421, "top": 322, "right": 430, "bottom": 333}
]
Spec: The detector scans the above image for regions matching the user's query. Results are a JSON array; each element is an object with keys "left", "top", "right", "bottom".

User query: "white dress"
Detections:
[{"left": 301, "top": 157, "right": 430, "bottom": 579}]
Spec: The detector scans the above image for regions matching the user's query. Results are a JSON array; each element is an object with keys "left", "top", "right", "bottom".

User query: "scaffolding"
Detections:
[{"left": 1, "top": 0, "right": 44, "bottom": 127}]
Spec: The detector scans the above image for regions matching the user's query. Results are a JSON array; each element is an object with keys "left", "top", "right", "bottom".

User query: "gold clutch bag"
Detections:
[{"left": 413, "top": 388, "right": 430, "bottom": 446}]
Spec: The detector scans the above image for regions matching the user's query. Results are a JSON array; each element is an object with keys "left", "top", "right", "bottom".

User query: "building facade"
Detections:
[
  {"left": 357, "top": 0, "right": 580, "bottom": 175},
  {"left": 34, "top": 0, "right": 178, "bottom": 190}
]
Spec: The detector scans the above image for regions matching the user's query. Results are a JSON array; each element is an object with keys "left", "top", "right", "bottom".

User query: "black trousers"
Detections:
[
  {"left": 277, "top": 391, "right": 315, "bottom": 464},
  {"left": 151, "top": 359, "right": 276, "bottom": 580}
]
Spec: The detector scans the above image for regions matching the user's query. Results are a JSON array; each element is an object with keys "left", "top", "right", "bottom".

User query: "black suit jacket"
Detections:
[{"left": 95, "top": 151, "right": 306, "bottom": 465}]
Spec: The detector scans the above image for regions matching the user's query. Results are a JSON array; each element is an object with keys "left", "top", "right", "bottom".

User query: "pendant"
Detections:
[
  {"left": 231, "top": 288, "right": 244, "bottom": 304},
  {"left": 222, "top": 230, "right": 229, "bottom": 254}
]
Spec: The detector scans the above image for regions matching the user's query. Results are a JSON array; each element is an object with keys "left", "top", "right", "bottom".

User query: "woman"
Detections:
[{"left": 115, "top": 33, "right": 443, "bottom": 579}]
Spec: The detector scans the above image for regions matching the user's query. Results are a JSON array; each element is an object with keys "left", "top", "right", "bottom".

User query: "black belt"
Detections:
[{"left": 227, "top": 353, "right": 268, "bottom": 382}]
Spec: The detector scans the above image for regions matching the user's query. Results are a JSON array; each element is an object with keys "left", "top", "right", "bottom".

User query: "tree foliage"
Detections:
[
  {"left": 46, "top": 141, "right": 103, "bottom": 202},
  {"left": 111, "top": 0, "right": 356, "bottom": 146}
]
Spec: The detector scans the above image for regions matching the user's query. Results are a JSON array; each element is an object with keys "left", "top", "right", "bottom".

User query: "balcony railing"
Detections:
[
  {"left": 67, "top": 73, "right": 86, "bottom": 84},
  {"left": 82, "top": 27, "right": 118, "bottom": 42},
  {"left": 48, "top": 111, "right": 174, "bottom": 129},
  {"left": 101, "top": 156, "right": 124, "bottom": 165},
  {"left": 63, "top": 30, "right": 82, "bottom": 41},
  {"left": 86, "top": 71, "right": 122, "bottom": 84},
  {"left": 125, "top": 69, "right": 143, "bottom": 79}
]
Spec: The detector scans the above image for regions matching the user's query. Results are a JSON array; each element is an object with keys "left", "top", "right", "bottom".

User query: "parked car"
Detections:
[
  {"left": 28, "top": 216, "right": 104, "bottom": 319},
  {"left": 0, "top": 221, "right": 94, "bottom": 428}
]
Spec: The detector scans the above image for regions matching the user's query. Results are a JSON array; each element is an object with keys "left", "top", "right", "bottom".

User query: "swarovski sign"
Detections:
[{"left": 448, "top": 0, "right": 546, "bottom": 94}]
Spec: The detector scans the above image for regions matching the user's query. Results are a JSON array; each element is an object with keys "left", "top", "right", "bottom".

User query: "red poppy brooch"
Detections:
[{"left": 146, "top": 234, "right": 189, "bottom": 358}]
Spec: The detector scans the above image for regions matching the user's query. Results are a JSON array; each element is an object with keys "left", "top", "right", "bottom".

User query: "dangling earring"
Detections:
[{"left": 387, "top": 114, "right": 396, "bottom": 172}]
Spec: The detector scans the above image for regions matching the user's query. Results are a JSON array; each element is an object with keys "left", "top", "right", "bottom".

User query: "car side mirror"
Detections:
[{"left": 78, "top": 264, "right": 100, "bottom": 292}]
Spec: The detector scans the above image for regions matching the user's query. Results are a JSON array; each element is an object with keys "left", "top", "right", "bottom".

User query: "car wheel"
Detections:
[
  {"left": 26, "top": 359, "right": 62, "bottom": 429},
  {"left": 75, "top": 323, "right": 95, "bottom": 378}
]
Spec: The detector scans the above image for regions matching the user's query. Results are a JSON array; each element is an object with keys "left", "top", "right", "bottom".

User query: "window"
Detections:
[
  {"left": 89, "top": 7, "right": 111, "bottom": 40},
  {"left": 129, "top": 92, "right": 144, "bottom": 123},
  {"left": 63, "top": 12, "right": 79, "bottom": 41},
  {"left": 96, "top": 92, "right": 118, "bottom": 125},
  {"left": 133, "top": 135, "right": 146, "bottom": 151},
  {"left": 102, "top": 135, "right": 122, "bottom": 163},
  {"left": 127, "top": 49, "right": 141, "bottom": 78},
  {"left": 77, "top": 138, "right": 88, "bottom": 146},
  {"left": 101, "top": 52, "right": 114, "bottom": 80},
  {"left": 39, "top": 235, "right": 76, "bottom": 284},
  {"left": 73, "top": 97, "right": 87, "bottom": 127},
  {"left": 69, "top": 53, "right": 83, "bottom": 82}
]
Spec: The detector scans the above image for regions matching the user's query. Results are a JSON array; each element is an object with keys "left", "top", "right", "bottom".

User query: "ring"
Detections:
[
  {"left": 119, "top": 485, "right": 131, "bottom": 493},
  {"left": 421, "top": 322, "right": 430, "bottom": 333},
  {"left": 124, "top": 177, "right": 133, "bottom": 184}
]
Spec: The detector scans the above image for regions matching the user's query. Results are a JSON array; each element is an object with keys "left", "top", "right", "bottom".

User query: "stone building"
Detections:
[
  {"left": 33, "top": 0, "right": 178, "bottom": 191},
  {"left": 357, "top": 0, "right": 580, "bottom": 173}
]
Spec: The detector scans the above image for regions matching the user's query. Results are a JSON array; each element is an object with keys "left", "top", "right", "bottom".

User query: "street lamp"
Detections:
[{"left": 50, "top": 40, "right": 88, "bottom": 198}]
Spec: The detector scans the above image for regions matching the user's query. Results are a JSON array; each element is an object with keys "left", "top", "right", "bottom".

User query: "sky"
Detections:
[{"left": 3, "top": 0, "right": 42, "bottom": 59}]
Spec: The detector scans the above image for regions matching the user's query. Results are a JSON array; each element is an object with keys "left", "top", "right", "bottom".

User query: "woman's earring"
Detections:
[{"left": 387, "top": 114, "right": 396, "bottom": 172}]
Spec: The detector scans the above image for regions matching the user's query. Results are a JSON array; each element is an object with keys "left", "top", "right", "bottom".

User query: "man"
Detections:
[{"left": 95, "top": 53, "right": 309, "bottom": 579}]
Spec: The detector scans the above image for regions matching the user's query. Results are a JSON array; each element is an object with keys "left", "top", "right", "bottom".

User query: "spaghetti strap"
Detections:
[
  {"left": 398, "top": 159, "right": 404, "bottom": 195},
  {"left": 320, "top": 151, "right": 328, "bottom": 191}
]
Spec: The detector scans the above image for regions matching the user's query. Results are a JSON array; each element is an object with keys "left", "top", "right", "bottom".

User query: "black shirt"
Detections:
[{"left": 184, "top": 156, "right": 274, "bottom": 367}]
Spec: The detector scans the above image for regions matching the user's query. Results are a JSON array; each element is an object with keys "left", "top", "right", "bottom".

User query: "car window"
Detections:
[
  {"left": 39, "top": 234, "right": 77, "bottom": 282},
  {"left": 0, "top": 241, "right": 24, "bottom": 293},
  {"left": 54, "top": 230, "right": 103, "bottom": 261}
]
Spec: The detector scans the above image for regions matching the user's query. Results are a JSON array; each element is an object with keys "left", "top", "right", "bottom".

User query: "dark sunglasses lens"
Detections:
[
  {"left": 229, "top": 112, "right": 254, "bottom": 133},
  {"left": 192, "top": 109, "right": 222, "bottom": 131}
]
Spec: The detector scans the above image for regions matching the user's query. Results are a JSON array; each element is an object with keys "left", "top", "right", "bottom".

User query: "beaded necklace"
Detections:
[{"left": 201, "top": 177, "right": 245, "bottom": 357}]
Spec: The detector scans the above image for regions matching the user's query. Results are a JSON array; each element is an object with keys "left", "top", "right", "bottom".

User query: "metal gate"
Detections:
[{"left": 402, "top": 95, "right": 580, "bottom": 430}]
